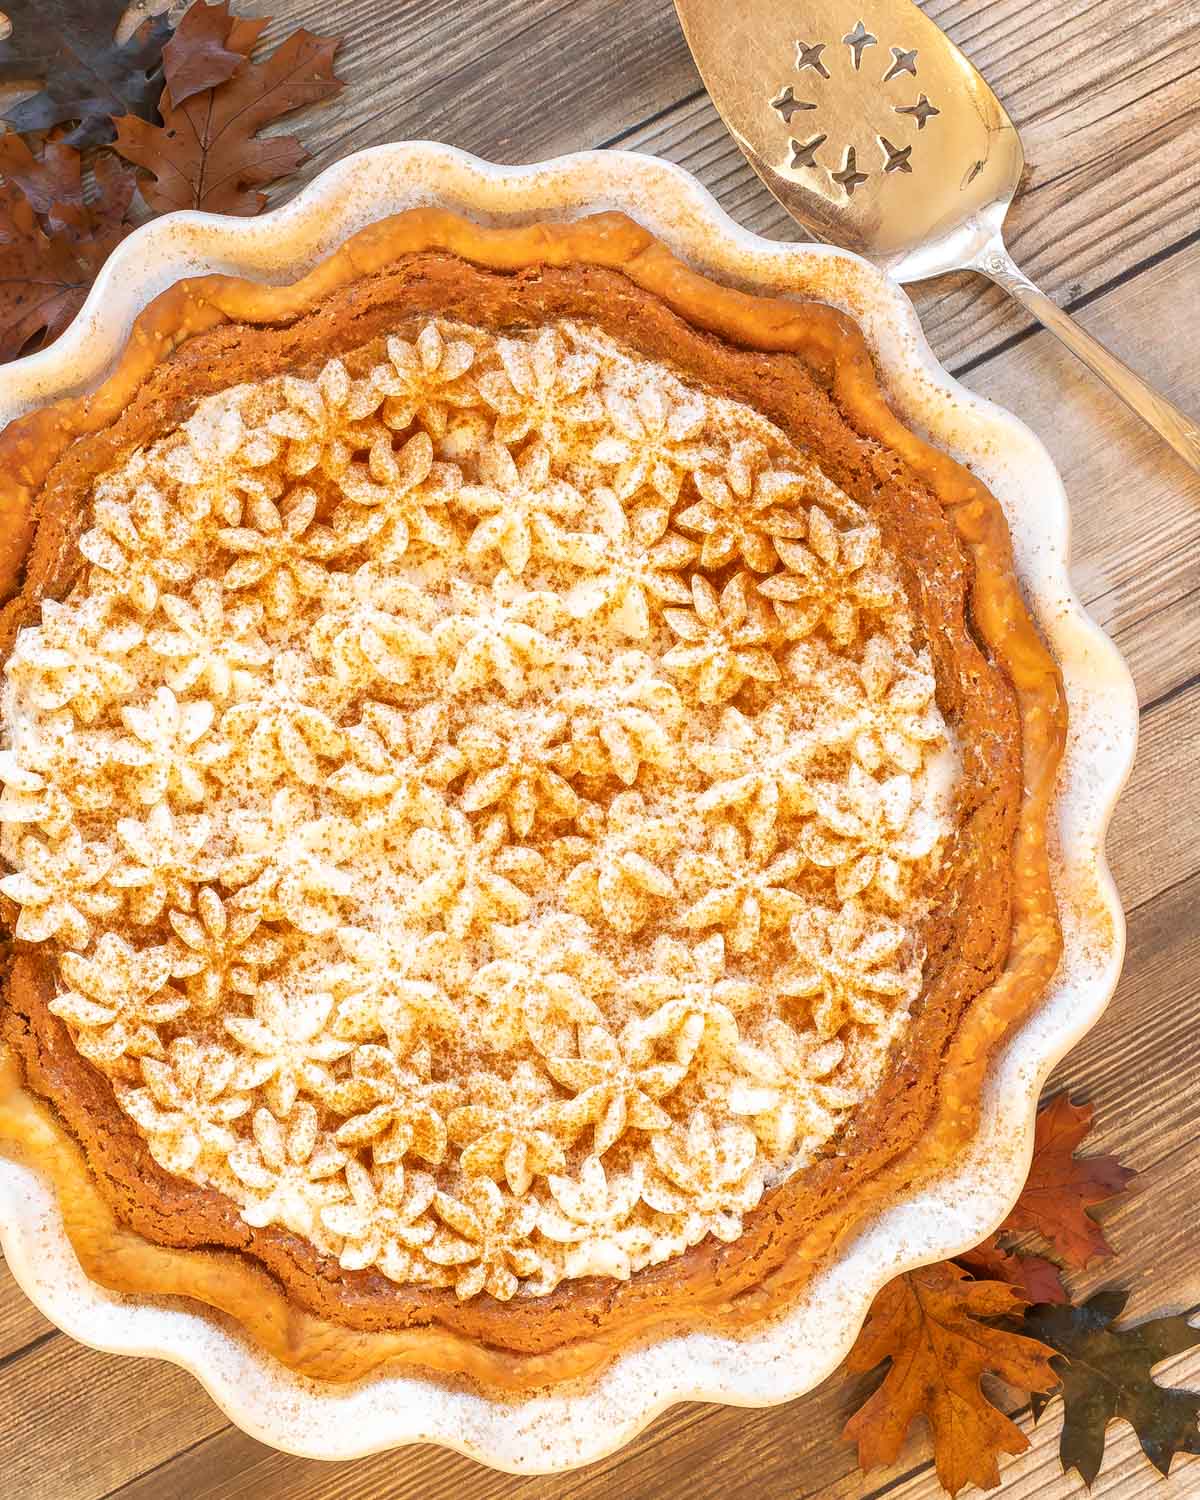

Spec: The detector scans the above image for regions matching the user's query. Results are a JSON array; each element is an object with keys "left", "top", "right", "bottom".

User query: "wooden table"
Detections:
[{"left": 1, "top": 1, "right": 1198, "bottom": 1495}]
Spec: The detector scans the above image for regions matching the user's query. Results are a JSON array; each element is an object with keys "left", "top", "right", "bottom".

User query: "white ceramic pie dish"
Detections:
[{"left": 0, "top": 143, "right": 1137, "bottom": 1473}]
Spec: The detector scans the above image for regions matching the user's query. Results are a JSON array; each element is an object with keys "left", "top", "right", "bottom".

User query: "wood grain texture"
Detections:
[
  {"left": 0, "top": 1332, "right": 227, "bottom": 1500},
  {"left": 0, "top": 1, "right": 1198, "bottom": 1496},
  {"left": 0, "top": 1252, "right": 53, "bottom": 1363},
  {"left": 965, "top": 242, "right": 1200, "bottom": 715}
]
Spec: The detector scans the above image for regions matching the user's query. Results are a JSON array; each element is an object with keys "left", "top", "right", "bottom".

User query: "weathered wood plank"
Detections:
[
  {"left": 0, "top": 1334, "right": 227, "bottom": 1500},
  {"left": 964, "top": 240, "right": 1200, "bottom": 713},
  {"left": 1105, "top": 684, "right": 1200, "bottom": 914},
  {"left": 220, "top": 0, "right": 697, "bottom": 176},
  {"left": 0, "top": 1252, "right": 54, "bottom": 1362},
  {"left": 1048, "top": 869, "right": 1200, "bottom": 1183},
  {"left": 103, "top": 1394, "right": 856, "bottom": 1500}
]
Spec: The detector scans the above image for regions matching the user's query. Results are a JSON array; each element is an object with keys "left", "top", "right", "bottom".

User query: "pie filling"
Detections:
[{"left": 0, "top": 315, "right": 960, "bottom": 1301}]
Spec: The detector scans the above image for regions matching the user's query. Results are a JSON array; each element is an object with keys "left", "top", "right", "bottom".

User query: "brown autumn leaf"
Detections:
[
  {"left": 0, "top": 183, "right": 90, "bottom": 357},
  {"left": 112, "top": 24, "right": 343, "bottom": 215},
  {"left": 1000, "top": 1093, "right": 1136, "bottom": 1269},
  {"left": 843, "top": 1261, "right": 1061, "bottom": 1496},
  {"left": 0, "top": 157, "right": 138, "bottom": 360},
  {"left": 1028, "top": 1291, "right": 1200, "bottom": 1486},
  {"left": 60, "top": 154, "right": 140, "bottom": 256},
  {"left": 0, "top": 0, "right": 172, "bottom": 148},
  {"left": 163, "top": 0, "right": 267, "bottom": 109},
  {"left": 955, "top": 1234, "right": 1068, "bottom": 1305},
  {"left": 0, "top": 131, "right": 82, "bottom": 215}
]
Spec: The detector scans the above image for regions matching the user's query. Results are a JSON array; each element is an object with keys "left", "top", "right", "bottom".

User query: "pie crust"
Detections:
[{"left": 0, "top": 209, "right": 1066, "bottom": 1390}]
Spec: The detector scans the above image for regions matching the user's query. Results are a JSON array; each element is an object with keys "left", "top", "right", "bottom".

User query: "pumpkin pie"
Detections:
[{"left": 0, "top": 209, "right": 1066, "bottom": 1389}]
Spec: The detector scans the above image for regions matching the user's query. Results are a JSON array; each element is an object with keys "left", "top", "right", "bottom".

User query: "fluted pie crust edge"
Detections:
[{"left": 0, "top": 209, "right": 1066, "bottom": 1392}]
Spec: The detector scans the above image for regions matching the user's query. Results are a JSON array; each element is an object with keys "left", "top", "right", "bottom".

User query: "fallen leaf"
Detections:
[
  {"left": 113, "top": 25, "right": 343, "bottom": 215},
  {"left": 956, "top": 1234, "right": 1068, "bottom": 1305},
  {"left": 1029, "top": 1290, "right": 1200, "bottom": 1486},
  {"left": 0, "top": 131, "right": 83, "bottom": 217},
  {"left": 163, "top": 0, "right": 266, "bottom": 109},
  {"left": 843, "top": 1261, "right": 1061, "bottom": 1495},
  {"left": 0, "top": 158, "right": 138, "bottom": 360},
  {"left": 0, "top": 0, "right": 172, "bottom": 147},
  {"left": 61, "top": 154, "right": 139, "bottom": 258},
  {"left": 1000, "top": 1093, "right": 1136, "bottom": 1268},
  {"left": 0, "top": 184, "right": 89, "bottom": 356}
]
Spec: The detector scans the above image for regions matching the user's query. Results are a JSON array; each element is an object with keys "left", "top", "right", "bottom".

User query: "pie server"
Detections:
[{"left": 673, "top": 0, "right": 1200, "bottom": 474}]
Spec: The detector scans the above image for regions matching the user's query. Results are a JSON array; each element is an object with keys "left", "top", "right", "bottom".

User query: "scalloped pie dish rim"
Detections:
[{"left": 0, "top": 143, "right": 1137, "bottom": 1474}]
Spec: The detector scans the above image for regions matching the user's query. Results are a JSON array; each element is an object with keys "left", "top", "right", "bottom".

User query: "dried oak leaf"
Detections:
[
  {"left": 1029, "top": 1290, "right": 1200, "bottom": 1486},
  {"left": 843, "top": 1261, "right": 1060, "bottom": 1496},
  {"left": 0, "top": 158, "right": 137, "bottom": 360},
  {"left": 57, "top": 153, "right": 139, "bottom": 254},
  {"left": 0, "top": 131, "right": 82, "bottom": 217},
  {"left": 1000, "top": 1093, "right": 1136, "bottom": 1269},
  {"left": 0, "top": 0, "right": 171, "bottom": 148},
  {"left": 0, "top": 184, "right": 87, "bottom": 356},
  {"left": 112, "top": 26, "right": 343, "bottom": 215},
  {"left": 163, "top": 0, "right": 266, "bottom": 109},
  {"left": 956, "top": 1234, "right": 1068, "bottom": 1305}
]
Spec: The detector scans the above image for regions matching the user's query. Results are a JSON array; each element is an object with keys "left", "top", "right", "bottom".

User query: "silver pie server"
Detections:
[{"left": 673, "top": 0, "right": 1200, "bottom": 474}]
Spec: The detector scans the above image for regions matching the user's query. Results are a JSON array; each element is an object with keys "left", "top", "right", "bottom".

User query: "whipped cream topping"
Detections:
[{"left": 0, "top": 317, "right": 958, "bottom": 1299}]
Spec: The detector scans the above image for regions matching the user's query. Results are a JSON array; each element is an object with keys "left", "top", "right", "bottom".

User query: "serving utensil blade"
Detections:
[
  {"left": 674, "top": 0, "right": 1020, "bottom": 277},
  {"left": 675, "top": 0, "right": 1200, "bottom": 472}
]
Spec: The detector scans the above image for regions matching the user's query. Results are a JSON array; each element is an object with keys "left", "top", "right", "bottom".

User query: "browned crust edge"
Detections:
[{"left": 0, "top": 209, "right": 1066, "bottom": 1392}]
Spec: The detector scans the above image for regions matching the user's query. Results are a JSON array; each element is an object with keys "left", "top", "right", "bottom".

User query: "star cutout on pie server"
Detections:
[
  {"left": 770, "top": 85, "right": 817, "bottom": 122},
  {"left": 841, "top": 21, "right": 877, "bottom": 71},
  {"left": 789, "top": 133, "right": 827, "bottom": 170},
  {"left": 895, "top": 93, "right": 940, "bottom": 129},
  {"left": 831, "top": 146, "right": 869, "bottom": 195},
  {"left": 882, "top": 46, "right": 918, "bottom": 81},
  {"left": 794, "top": 40, "right": 830, "bottom": 77}
]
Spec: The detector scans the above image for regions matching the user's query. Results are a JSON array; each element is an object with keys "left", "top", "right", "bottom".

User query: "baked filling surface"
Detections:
[{"left": 0, "top": 210, "right": 1066, "bottom": 1387}]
